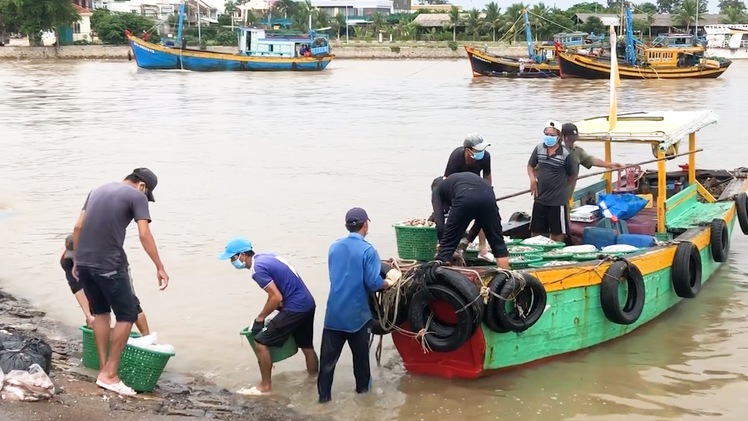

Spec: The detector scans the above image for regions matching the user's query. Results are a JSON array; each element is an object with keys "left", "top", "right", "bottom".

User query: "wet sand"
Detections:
[{"left": 0, "top": 288, "right": 325, "bottom": 421}]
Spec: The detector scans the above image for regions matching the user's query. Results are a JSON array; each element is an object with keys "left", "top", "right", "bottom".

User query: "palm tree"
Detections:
[
  {"left": 721, "top": 6, "right": 748, "bottom": 23},
  {"left": 465, "top": 9, "right": 482, "bottom": 40},
  {"left": 448, "top": 5, "right": 461, "bottom": 42},
  {"left": 483, "top": 2, "right": 503, "bottom": 42},
  {"left": 504, "top": 3, "right": 528, "bottom": 43},
  {"left": 371, "top": 12, "right": 385, "bottom": 38},
  {"left": 673, "top": 0, "right": 698, "bottom": 31},
  {"left": 331, "top": 13, "right": 345, "bottom": 40},
  {"left": 529, "top": 3, "right": 549, "bottom": 41},
  {"left": 274, "top": 0, "right": 297, "bottom": 19},
  {"left": 224, "top": 0, "right": 237, "bottom": 28}
]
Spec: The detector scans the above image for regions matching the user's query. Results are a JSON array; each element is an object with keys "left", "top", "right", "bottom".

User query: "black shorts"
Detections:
[
  {"left": 78, "top": 265, "right": 140, "bottom": 323},
  {"left": 61, "top": 259, "right": 83, "bottom": 294},
  {"left": 255, "top": 308, "right": 315, "bottom": 349},
  {"left": 530, "top": 202, "right": 570, "bottom": 236}
]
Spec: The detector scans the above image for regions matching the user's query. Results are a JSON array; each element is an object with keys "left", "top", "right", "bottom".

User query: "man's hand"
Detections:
[
  {"left": 72, "top": 263, "right": 79, "bottom": 281},
  {"left": 609, "top": 162, "right": 625, "bottom": 169},
  {"left": 251, "top": 319, "right": 265, "bottom": 335},
  {"left": 529, "top": 179, "right": 538, "bottom": 197},
  {"left": 157, "top": 267, "right": 169, "bottom": 290}
]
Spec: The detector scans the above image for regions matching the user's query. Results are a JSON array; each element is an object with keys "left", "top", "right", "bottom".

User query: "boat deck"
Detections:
[{"left": 667, "top": 201, "right": 735, "bottom": 231}]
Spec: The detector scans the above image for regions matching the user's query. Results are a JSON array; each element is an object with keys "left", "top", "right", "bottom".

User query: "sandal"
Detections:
[{"left": 96, "top": 379, "right": 137, "bottom": 397}]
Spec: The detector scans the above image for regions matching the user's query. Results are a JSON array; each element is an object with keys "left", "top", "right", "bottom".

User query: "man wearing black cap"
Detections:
[
  {"left": 561, "top": 123, "right": 622, "bottom": 200},
  {"left": 318, "top": 207, "right": 394, "bottom": 404},
  {"left": 71, "top": 168, "right": 168, "bottom": 397}
]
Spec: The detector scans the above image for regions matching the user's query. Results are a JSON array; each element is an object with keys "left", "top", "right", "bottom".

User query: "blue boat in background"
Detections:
[{"left": 126, "top": 2, "right": 333, "bottom": 72}]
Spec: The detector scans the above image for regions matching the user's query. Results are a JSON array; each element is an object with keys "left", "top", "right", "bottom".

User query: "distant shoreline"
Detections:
[{"left": 0, "top": 43, "right": 528, "bottom": 61}]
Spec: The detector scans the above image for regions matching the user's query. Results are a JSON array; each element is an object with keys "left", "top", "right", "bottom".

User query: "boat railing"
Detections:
[{"left": 310, "top": 46, "right": 329, "bottom": 55}]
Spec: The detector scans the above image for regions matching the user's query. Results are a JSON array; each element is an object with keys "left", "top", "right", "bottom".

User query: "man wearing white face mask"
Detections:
[
  {"left": 527, "top": 121, "right": 579, "bottom": 242},
  {"left": 443, "top": 133, "right": 493, "bottom": 261}
]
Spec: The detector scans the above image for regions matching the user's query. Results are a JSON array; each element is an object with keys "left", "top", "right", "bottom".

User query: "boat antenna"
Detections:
[{"left": 608, "top": 23, "right": 620, "bottom": 132}]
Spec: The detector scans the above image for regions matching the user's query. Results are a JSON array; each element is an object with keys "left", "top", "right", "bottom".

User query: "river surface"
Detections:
[{"left": 1, "top": 58, "right": 748, "bottom": 420}]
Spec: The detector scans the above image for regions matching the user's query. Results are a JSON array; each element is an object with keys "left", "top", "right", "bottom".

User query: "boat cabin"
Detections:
[
  {"left": 705, "top": 24, "right": 748, "bottom": 49},
  {"left": 237, "top": 27, "right": 331, "bottom": 58},
  {"left": 651, "top": 33, "right": 704, "bottom": 48},
  {"left": 553, "top": 32, "right": 591, "bottom": 47}
]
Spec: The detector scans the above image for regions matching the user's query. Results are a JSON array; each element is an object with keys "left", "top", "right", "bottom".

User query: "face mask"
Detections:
[
  {"left": 473, "top": 150, "right": 485, "bottom": 160},
  {"left": 232, "top": 257, "right": 246, "bottom": 270},
  {"left": 543, "top": 135, "right": 558, "bottom": 147}
]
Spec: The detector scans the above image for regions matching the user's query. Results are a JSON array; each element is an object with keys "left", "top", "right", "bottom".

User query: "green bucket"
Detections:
[
  {"left": 240, "top": 327, "right": 299, "bottom": 364},
  {"left": 509, "top": 254, "right": 543, "bottom": 269},
  {"left": 393, "top": 224, "right": 438, "bottom": 261},
  {"left": 80, "top": 326, "right": 142, "bottom": 370},
  {"left": 117, "top": 344, "right": 175, "bottom": 393}
]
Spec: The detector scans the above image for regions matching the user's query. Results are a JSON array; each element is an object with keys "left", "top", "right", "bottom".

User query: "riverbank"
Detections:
[
  {"left": 0, "top": 42, "right": 527, "bottom": 61},
  {"left": 0, "top": 288, "right": 324, "bottom": 421}
]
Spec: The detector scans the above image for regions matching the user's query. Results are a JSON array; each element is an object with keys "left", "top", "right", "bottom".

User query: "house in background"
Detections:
[{"left": 72, "top": 1, "right": 94, "bottom": 43}]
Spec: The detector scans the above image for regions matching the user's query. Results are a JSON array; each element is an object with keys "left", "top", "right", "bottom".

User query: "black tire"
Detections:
[
  {"left": 485, "top": 273, "right": 547, "bottom": 333},
  {"left": 407, "top": 284, "right": 477, "bottom": 353},
  {"left": 427, "top": 267, "right": 485, "bottom": 330},
  {"left": 599, "top": 260, "right": 645, "bottom": 325},
  {"left": 736, "top": 193, "right": 748, "bottom": 235},
  {"left": 370, "top": 262, "right": 407, "bottom": 335},
  {"left": 672, "top": 241, "right": 702, "bottom": 298},
  {"left": 710, "top": 218, "right": 729, "bottom": 263}
]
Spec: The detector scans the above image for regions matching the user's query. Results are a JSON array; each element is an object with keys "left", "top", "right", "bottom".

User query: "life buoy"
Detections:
[
  {"left": 671, "top": 242, "right": 702, "bottom": 298},
  {"left": 484, "top": 272, "right": 547, "bottom": 333},
  {"left": 735, "top": 192, "right": 748, "bottom": 235},
  {"left": 407, "top": 284, "right": 476, "bottom": 353},
  {"left": 710, "top": 218, "right": 729, "bottom": 263},
  {"left": 370, "top": 262, "right": 408, "bottom": 335},
  {"left": 600, "top": 260, "right": 645, "bottom": 325}
]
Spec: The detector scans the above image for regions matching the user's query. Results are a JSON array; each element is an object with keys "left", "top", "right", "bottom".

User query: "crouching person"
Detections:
[{"left": 219, "top": 237, "right": 319, "bottom": 395}]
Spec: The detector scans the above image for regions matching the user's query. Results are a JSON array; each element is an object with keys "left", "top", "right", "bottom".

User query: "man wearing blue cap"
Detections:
[
  {"left": 317, "top": 207, "right": 394, "bottom": 404},
  {"left": 218, "top": 237, "right": 318, "bottom": 395}
]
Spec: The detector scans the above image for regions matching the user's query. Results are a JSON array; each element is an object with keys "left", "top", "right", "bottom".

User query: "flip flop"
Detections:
[
  {"left": 236, "top": 386, "right": 272, "bottom": 396},
  {"left": 96, "top": 379, "right": 137, "bottom": 397},
  {"left": 478, "top": 252, "right": 496, "bottom": 263}
]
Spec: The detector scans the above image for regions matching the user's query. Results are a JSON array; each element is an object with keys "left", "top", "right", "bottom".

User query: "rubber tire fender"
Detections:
[
  {"left": 484, "top": 272, "right": 547, "bottom": 333},
  {"left": 735, "top": 192, "right": 748, "bottom": 235},
  {"left": 427, "top": 267, "right": 485, "bottom": 330},
  {"left": 599, "top": 260, "right": 645, "bottom": 325},
  {"left": 407, "top": 284, "right": 476, "bottom": 353},
  {"left": 671, "top": 241, "right": 702, "bottom": 299},
  {"left": 709, "top": 218, "right": 729, "bottom": 263},
  {"left": 370, "top": 262, "right": 408, "bottom": 335}
]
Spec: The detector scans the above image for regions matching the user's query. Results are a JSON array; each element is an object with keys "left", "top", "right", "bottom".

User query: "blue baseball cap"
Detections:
[
  {"left": 217, "top": 237, "right": 253, "bottom": 260},
  {"left": 345, "top": 207, "right": 370, "bottom": 225}
]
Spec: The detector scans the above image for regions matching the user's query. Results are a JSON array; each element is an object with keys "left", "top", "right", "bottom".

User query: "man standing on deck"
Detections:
[
  {"left": 72, "top": 168, "right": 168, "bottom": 397},
  {"left": 318, "top": 208, "right": 395, "bottom": 404},
  {"left": 527, "top": 121, "right": 579, "bottom": 242},
  {"left": 561, "top": 123, "right": 623, "bottom": 200},
  {"left": 443, "top": 133, "right": 494, "bottom": 262},
  {"left": 218, "top": 237, "right": 319, "bottom": 396},
  {"left": 431, "top": 173, "right": 510, "bottom": 270}
]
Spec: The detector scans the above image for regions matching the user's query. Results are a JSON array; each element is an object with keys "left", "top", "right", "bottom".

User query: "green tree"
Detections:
[
  {"left": 632, "top": 18, "right": 650, "bottom": 36},
  {"left": 566, "top": 2, "right": 607, "bottom": 13},
  {"left": 0, "top": 0, "right": 80, "bottom": 46},
  {"left": 465, "top": 8, "right": 482, "bottom": 40},
  {"left": 718, "top": 0, "right": 746, "bottom": 12},
  {"left": 673, "top": 0, "right": 699, "bottom": 30},
  {"left": 274, "top": 0, "right": 297, "bottom": 19},
  {"left": 721, "top": 5, "right": 748, "bottom": 22},
  {"left": 581, "top": 15, "right": 605, "bottom": 35},
  {"left": 483, "top": 2, "right": 503, "bottom": 42},
  {"left": 635, "top": 2, "right": 659, "bottom": 13},
  {"left": 330, "top": 13, "right": 345, "bottom": 40},
  {"left": 90, "top": 10, "right": 156, "bottom": 44},
  {"left": 656, "top": 0, "right": 682, "bottom": 13},
  {"left": 447, "top": 5, "right": 460, "bottom": 42}
]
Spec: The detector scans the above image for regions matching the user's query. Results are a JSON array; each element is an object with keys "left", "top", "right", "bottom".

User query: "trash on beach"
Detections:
[
  {"left": 0, "top": 363, "right": 55, "bottom": 402},
  {"left": 0, "top": 335, "right": 53, "bottom": 374},
  {"left": 127, "top": 333, "right": 176, "bottom": 355}
]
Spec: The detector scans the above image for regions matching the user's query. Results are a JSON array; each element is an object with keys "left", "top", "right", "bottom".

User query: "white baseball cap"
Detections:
[{"left": 544, "top": 120, "right": 562, "bottom": 133}]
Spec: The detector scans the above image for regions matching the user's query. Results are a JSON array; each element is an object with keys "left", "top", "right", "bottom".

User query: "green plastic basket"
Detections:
[
  {"left": 507, "top": 245, "right": 544, "bottom": 256},
  {"left": 80, "top": 326, "right": 142, "bottom": 370},
  {"left": 509, "top": 254, "right": 543, "bottom": 269},
  {"left": 240, "top": 327, "right": 299, "bottom": 364},
  {"left": 393, "top": 224, "right": 438, "bottom": 261},
  {"left": 117, "top": 344, "right": 175, "bottom": 393},
  {"left": 539, "top": 250, "right": 575, "bottom": 260},
  {"left": 520, "top": 239, "right": 566, "bottom": 250},
  {"left": 571, "top": 252, "right": 603, "bottom": 261},
  {"left": 528, "top": 260, "right": 573, "bottom": 269}
]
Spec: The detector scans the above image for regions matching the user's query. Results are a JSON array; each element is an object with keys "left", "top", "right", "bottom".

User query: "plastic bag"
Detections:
[
  {"left": 0, "top": 338, "right": 52, "bottom": 374},
  {"left": 127, "top": 333, "right": 176, "bottom": 355},
  {"left": 1, "top": 363, "right": 55, "bottom": 402},
  {"left": 0, "top": 349, "right": 47, "bottom": 374},
  {"left": 597, "top": 194, "right": 648, "bottom": 220}
]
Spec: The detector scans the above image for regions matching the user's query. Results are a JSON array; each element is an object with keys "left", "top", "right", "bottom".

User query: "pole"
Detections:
[
  {"left": 345, "top": 7, "right": 349, "bottom": 44},
  {"left": 495, "top": 148, "right": 704, "bottom": 202},
  {"left": 197, "top": 0, "right": 202, "bottom": 43},
  {"left": 176, "top": 1, "right": 185, "bottom": 45}
]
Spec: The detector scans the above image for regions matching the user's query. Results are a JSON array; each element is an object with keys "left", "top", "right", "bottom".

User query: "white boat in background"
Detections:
[{"left": 704, "top": 24, "right": 748, "bottom": 59}]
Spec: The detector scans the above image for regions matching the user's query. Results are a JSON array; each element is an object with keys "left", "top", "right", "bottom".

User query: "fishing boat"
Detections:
[
  {"left": 465, "top": 10, "right": 605, "bottom": 78},
  {"left": 704, "top": 24, "right": 748, "bottom": 60},
  {"left": 125, "top": 2, "right": 333, "bottom": 72},
  {"left": 556, "top": 3, "right": 731, "bottom": 79},
  {"left": 372, "top": 22, "right": 748, "bottom": 380}
]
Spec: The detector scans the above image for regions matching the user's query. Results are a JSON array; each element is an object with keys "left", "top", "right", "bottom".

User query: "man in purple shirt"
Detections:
[{"left": 219, "top": 237, "right": 318, "bottom": 395}]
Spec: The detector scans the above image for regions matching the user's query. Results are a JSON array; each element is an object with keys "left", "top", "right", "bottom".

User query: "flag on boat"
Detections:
[{"left": 608, "top": 24, "right": 620, "bottom": 132}]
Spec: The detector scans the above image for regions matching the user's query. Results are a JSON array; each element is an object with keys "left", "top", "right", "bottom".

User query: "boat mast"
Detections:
[
  {"left": 177, "top": 0, "right": 186, "bottom": 44},
  {"left": 523, "top": 9, "right": 535, "bottom": 61},
  {"left": 624, "top": 2, "right": 635, "bottom": 65},
  {"left": 197, "top": 0, "right": 202, "bottom": 44}
]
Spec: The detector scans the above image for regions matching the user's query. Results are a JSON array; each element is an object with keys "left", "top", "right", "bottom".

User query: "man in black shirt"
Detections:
[
  {"left": 431, "top": 173, "right": 509, "bottom": 269},
  {"left": 443, "top": 133, "right": 494, "bottom": 261}
]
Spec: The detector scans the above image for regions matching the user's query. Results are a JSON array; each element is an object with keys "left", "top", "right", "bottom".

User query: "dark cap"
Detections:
[
  {"left": 561, "top": 123, "right": 579, "bottom": 136},
  {"left": 345, "top": 207, "right": 370, "bottom": 225},
  {"left": 132, "top": 168, "right": 158, "bottom": 202},
  {"left": 63, "top": 234, "right": 74, "bottom": 259}
]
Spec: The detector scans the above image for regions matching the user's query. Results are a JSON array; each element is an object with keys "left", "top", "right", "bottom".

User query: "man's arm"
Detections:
[
  {"left": 72, "top": 192, "right": 91, "bottom": 251},
  {"left": 432, "top": 187, "right": 446, "bottom": 240},
  {"left": 256, "top": 282, "right": 284, "bottom": 322},
  {"left": 363, "top": 247, "right": 388, "bottom": 292},
  {"left": 132, "top": 194, "right": 168, "bottom": 289},
  {"left": 592, "top": 157, "right": 623, "bottom": 169},
  {"left": 482, "top": 153, "right": 492, "bottom": 185},
  {"left": 565, "top": 153, "right": 580, "bottom": 185},
  {"left": 527, "top": 148, "right": 539, "bottom": 196}
]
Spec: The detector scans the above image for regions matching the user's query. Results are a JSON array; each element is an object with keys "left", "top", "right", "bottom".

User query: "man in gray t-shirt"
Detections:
[
  {"left": 72, "top": 167, "right": 169, "bottom": 397},
  {"left": 527, "top": 121, "right": 579, "bottom": 242}
]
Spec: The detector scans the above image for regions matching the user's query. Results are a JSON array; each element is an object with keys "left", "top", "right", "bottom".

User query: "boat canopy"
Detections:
[{"left": 573, "top": 110, "right": 719, "bottom": 150}]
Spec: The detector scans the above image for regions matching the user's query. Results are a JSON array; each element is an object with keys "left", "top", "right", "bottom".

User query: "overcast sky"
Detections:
[{"left": 201, "top": 0, "right": 722, "bottom": 15}]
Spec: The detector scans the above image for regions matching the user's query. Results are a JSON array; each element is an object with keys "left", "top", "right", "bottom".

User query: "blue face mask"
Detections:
[
  {"left": 543, "top": 135, "right": 558, "bottom": 147},
  {"left": 473, "top": 150, "right": 485, "bottom": 160},
  {"left": 232, "top": 257, "right": 246, "bottom": 270}
]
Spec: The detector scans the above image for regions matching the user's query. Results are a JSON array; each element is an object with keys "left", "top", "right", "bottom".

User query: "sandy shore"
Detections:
[
  {"left": 0, "top": 42, "right": 527, "bottom": 61},
  {"left": 0, "top": 288, "right": 325, "bottom": 421}
]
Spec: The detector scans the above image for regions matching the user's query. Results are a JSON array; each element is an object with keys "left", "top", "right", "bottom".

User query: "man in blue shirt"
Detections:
[
  {"left": 218, "top": 237, "right": 318, "bottom": 395},
  {"left": 317, "top": 208, "right": 394, "bottom": 404}
]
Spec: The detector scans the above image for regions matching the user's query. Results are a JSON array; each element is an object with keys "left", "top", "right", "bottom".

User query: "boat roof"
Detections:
[{"left": 572, "top": 110, "right": 719, "bottom": 150}]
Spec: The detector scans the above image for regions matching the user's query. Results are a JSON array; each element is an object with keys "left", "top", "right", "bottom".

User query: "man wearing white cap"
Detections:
[{"left": 527, "top": 120, "right": 579, "bottom": 242}]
